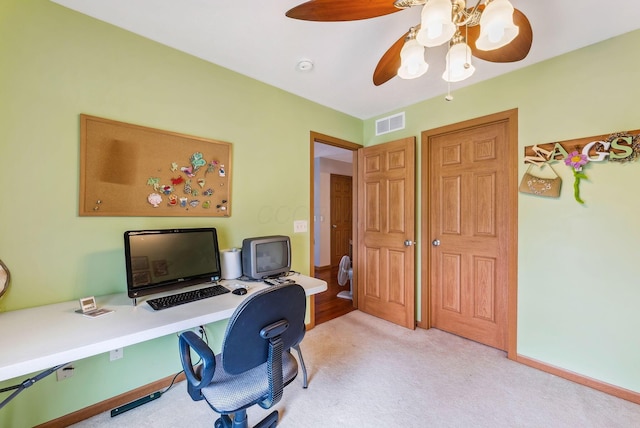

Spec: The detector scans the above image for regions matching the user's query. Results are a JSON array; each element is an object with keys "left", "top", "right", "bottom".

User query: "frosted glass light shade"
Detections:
[
  {"left": 416, "top": 0, "right": 456, "bottom": 47},
  {"left": 476, "top": 0, "right": 519, "bottom": 51},
  {"left": 397, "top": 39, "right": 429, "bottom": 79},
  {"left": 442, "top": 42, "right": 475, "bottom": 82}
]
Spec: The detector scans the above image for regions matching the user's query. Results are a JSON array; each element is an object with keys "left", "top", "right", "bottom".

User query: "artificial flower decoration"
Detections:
[{"left": 564, "top": 150, "right": 589, "bottom": 204}]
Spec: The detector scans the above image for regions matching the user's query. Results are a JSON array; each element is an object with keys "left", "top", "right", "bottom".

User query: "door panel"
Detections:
[
  {"left": 365, "top": 182, "right": 381, "bottom": 231},
  {"left": 358, "top": 137, "right": 416, "bottom": 329},
  {"left": 388, "top": 249, "right": 406, "bottom": 304},
  {"left": 441, "top": 253, "right": 461, "bottom": 312},
  {"left": 388, "top": 179, "right": 405, "bottom": 232},
  {"left": 364, "top": 247, "right": 380, "bottom": 298}
]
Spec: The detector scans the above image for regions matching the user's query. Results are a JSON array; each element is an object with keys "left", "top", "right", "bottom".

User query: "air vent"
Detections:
[{"left": 375, "top": 112, "right": 405, "bottom": 136}]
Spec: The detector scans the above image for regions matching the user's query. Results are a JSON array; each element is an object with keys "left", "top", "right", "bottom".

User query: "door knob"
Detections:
[
  {"left": 432, "top": 239, "right": 441, "bottom": 247},
  {"left": 332, "top": 224, "right": 337, "bottom": 228},
  {"left": 404, "top": 240, "right": 416, "bottom": 247}
]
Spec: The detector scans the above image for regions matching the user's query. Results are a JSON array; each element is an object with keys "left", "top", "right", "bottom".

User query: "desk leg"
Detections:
[
  {"left": 0, "top": 363, "right": 68, "bottom": 410},
  {"left": 292, "top": 344, "right": 308, "bottom": 389}
]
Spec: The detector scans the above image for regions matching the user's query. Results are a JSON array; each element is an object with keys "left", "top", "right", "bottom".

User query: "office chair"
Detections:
[{"left": 178, "top": 283, "right": 306, "bottom": 428}]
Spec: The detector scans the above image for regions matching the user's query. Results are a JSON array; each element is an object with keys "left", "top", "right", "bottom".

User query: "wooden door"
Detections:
[
  {"left": 330, "top": 174, "right": 353, "bottom": 267},
  {"left": 424, "top": 112, "right": 517, "bottom": 351},
  {"left": 357, "top": 137, "right": 416, "bottom": 329}
]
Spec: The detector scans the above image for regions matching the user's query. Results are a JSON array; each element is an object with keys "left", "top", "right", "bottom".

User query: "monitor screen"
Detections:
[
  {"left": 256, "top": 240, "right": 289, "bottom": 274},
  {"left": 124, "top": 228, "right": 221, "bottom": 298}
]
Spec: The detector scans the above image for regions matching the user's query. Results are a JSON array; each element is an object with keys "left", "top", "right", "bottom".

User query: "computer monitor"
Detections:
[
  {"left": 241, "top": 235, "right": 291, "bottom": 280},
  {"left": 124, "top": 228, "right": 222, "bottom": 298}
]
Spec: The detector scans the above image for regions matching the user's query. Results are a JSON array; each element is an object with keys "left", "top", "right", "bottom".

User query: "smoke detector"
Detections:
[{"left": 296, "top": 59, "right": 314, "bottom": 72}]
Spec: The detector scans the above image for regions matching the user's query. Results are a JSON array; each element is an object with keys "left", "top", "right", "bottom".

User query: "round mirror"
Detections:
[{"left": 0, "top": 259, "right": 9, "bottom": 298}]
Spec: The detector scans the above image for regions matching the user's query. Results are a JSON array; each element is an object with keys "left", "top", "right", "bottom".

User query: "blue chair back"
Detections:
[{"left": 222, "top": 284, "right": 306, "bottom": 375}]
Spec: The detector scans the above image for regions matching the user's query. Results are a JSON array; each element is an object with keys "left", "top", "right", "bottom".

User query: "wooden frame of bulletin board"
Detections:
[{"left": 79, "top": 114, "right": 232, "bottom": 217}]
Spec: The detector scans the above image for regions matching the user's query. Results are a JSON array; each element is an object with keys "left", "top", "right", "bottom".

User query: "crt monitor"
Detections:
[
  {"left": 124, "top": 228, "right": 222, "bottom": 298},
  {"left": 241, "top": 235, "right": 291, "bottom": 280}
]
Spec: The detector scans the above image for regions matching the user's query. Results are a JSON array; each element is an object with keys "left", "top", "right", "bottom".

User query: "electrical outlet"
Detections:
[
  {"left": 56, "top": 364, "right": 75, "bottom": 381},
  {"left": 293, "top": 220, "right": 308, "bottom": 233},
  {"left": 110, "top": 348, "right": 123, "bottom": 361}
]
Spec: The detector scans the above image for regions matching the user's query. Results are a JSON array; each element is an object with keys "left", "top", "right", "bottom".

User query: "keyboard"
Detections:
[{"left": 146, "top": 284, "right": 230, "bottom": 310}]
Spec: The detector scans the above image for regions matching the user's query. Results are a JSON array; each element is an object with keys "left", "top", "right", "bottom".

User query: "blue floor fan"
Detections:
[{"left": 337, "top": 255, "right": 353, "bottom": 300}]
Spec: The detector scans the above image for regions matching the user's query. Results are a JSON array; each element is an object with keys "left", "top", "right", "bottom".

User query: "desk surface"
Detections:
[{"left": 0, "top": 274, "right": 326, "bottom": 382}]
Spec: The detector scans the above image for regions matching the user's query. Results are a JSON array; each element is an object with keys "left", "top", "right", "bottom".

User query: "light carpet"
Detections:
[{"left": 73, "top": 310, "right": 640, "bottom": 427}]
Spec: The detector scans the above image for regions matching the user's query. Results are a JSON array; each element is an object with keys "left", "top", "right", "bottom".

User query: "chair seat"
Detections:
[{"left": 200, "top": 350, "right": 299, "bottom": 414}]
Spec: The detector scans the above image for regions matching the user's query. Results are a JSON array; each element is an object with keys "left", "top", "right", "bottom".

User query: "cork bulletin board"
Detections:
[{"left": 79, "top": 114, "right": 232, "bottom": 217}]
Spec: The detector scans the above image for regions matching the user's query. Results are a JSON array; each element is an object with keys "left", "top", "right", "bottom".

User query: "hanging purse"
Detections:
[{"left": 519, "top": 163, "right": 562, "bottom": 198}]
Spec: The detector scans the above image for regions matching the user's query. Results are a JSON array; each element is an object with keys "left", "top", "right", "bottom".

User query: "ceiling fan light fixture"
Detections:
[
  {"left": 397, "top": 38, "right": 429, "bottom": 79},
  {"left": 416, "top": 0, "right": 456, "bottom": 47},
  {"left": 476, "top": 0, "right": 519, "bottom": 51},
  {"left": 442, "top": 41, "right": 475, "bottom": 82}
]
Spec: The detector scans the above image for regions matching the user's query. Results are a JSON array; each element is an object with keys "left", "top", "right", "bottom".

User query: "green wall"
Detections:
[
  {"left": 0, "top": 1, "right": 361, "bottom": 426},
  {"left": 364, "top": 31, "right": 640, "bottom": 394},
  {"left": 2, "top": 0, "right": 639, "bottom": 425}
]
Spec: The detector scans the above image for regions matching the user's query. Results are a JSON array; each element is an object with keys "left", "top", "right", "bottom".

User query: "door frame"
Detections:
[
  {"left": 419, "top": 109, "right": 519, "bottom": 359},
  {"left": 309, "top": 132, "right": 362, "bottom": 326}
]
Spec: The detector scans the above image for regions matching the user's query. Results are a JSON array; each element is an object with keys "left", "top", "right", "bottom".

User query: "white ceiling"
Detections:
[{"left": 51, "top": 0, "right": 640, "bottom": 120}]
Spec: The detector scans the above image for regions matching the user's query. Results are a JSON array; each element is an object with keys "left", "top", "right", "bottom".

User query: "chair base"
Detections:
[
  {"left": 254, "top": 410, "right": 279, "bottom": 428},
  {"left": 215, "top": 409, "right": 279, "bottom": 428}
]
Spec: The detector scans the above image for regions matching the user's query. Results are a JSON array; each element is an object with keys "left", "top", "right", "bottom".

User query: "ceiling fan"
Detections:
[{"left": 286, "top": 0, "right": 533, "bottom": 88}]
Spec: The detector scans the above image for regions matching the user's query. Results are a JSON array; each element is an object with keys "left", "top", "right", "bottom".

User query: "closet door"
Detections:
[{"left": 425, "top": 112, "right": 517, "bottom": 351}]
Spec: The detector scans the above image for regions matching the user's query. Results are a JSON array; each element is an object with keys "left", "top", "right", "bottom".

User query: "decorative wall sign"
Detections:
[
  {"left": 79, "top": 115, "right": 232, "bottom": 216},
  {"left": 523, "top": 130, "right": 640, "bottom": 203}
]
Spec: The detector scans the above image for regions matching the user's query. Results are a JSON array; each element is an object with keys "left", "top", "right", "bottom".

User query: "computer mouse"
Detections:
[{"left": 232, "top": 287, "right": 248, "bottom": 295}]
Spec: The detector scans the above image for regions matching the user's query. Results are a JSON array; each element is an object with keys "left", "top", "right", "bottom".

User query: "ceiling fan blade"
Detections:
[
  {"left": 373, "top": 31, "right": 409, "bottom": 86},
  {"left": 467, "top": 9, "right": 533, "bottom": 63},
  {"left": 286, "top": 0, "right": 402, "bottom": 22}
]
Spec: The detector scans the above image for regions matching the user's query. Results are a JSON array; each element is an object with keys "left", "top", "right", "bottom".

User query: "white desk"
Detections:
[{"left": 0, "top": 274, "right": 326, "bottom": 382}]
